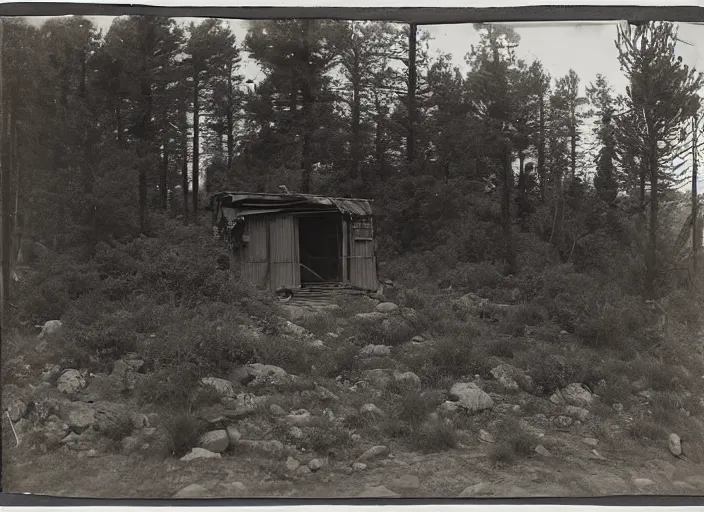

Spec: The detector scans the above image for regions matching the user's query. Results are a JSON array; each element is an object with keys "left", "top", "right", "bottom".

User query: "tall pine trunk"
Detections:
[
  {"left": 300, "top": 20, "right": 314, "bottom": 194},
  {"left": 226, "top": 61, "right": 234, "bottom": 174},
  {"left": 192, "top": 73, "right": 200, "bottom": 223},
  {"left": 161, "top": 142, "right": 169, "bottom": 210},
  {"left": 537, "top": 93, "right": 546, "bottom": 200},
  {"left": 645, "top": 143, "right": 659, "bottom": 299},
  {"left": 407, "top": 23, "right": 417, "bottom": 164},
  {"left": 501, "top": 140, "right": 515, "bottom": 274}
]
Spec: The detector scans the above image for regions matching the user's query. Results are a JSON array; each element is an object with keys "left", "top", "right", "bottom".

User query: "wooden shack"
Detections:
[{"left": 210, "top": 191, "right": 379, "bottom": 292}]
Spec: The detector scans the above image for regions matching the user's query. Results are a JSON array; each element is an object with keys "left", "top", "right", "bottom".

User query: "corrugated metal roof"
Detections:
[{"left": 210, "top": 191, "right": 374, "bottom": 217}]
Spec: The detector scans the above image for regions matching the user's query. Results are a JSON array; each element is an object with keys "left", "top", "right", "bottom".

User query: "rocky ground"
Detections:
[{"left": 4, "top": 294, "right": 704, "bottom": 499}]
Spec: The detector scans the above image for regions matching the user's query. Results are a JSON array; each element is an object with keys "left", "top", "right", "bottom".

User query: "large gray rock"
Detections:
[
  {"left": 61, "top": 402, "right": 96, "bottom": 432},
  {"left": 198, "top": 430, "right": 230, "bottom": 453},
  {"left": 180, "top": 447, "right": 222, "bottom": 462},
  {"left": 200, "top": 377, "right": 235, "bottom": 399},
  {"left": 38, "top": 320, "right": 62, "bottom": 339},
  {"left": 448, "top": 382, "right": 494, "bottom": 413},
  {"left": 57, "top": 369, "right": 86, "bottom": 394},
  {"left": 173, "top": 483, "right": 210, "bottom": 499},
  {"left": 93, "top": 402, "right": 132, "bottom": 434},
  {"left": 362, "top": 369, "right": 393, "bottom": 390},
  {"left": 559, "top": 383, "right": 594, "bottom": 407},
  {"left": 393, "top": 371, "right": 421, "bottom": 391},
  {"left": 359, "top": 344, "right": 392, "bottom": 357},
  {"left": 354, "top": 445, "right": 390, "bottom": 463},
  {"left": 565, "top": 405, "right": 590, "bottom": 422},
  {"left": 376, "top": 302, "right": 399, "bottom": 314}
]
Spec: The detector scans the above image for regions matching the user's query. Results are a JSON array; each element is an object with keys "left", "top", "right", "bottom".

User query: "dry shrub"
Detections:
[{"left": 161, "top": 410, "right": 208, "bottom": 458}]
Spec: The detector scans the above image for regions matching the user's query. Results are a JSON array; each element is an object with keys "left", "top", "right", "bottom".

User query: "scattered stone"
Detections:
[
  {"left": 389, "top": 474, "right": 420, "bottom": 489},
  {"left": 226, "top": 425, "right": 241, "bottom": 445},
  {"left": 448, "top": 382, "right": 494, "bottom": 413},
  {"left": 296, "top": 465, "right": 312, "bottom": 476},
  {"left": 323, "top": 408, "right": 335, "bottom": 422},
  {"left": 351, "top": 433, "right": 362, "bottom": 443},
  {"left": 393, "top": 370, "right": 421, "bottom": 391},
  {"left": 173, "top": 483, "right": 210, "bottom": 499},
  {"left": 357, "top": 485, "right": 400, "bottom": 498},
  {"left": 200, "top": 377, "right": 235, "bottom": 399},
  {"left": 269, "top": 404, "right": 287, "bottom": 416},
  {"left": 560, "top": 383, "right": 594, "bottom": 407},
  {"left": 459, "top": 482, "right": 492, "bottom": 497},
  {"left": 376, "top": 302, "right": 399, "bottom": 314},
  {"left": 565, "top": 405, "right": 590, "bottom": 422},
  {"left": 289, "top": 427, "right": 304, "bottom": 440},
  {"left": 308, "top": 458, "right": 324, "bottom": 471},
  {"left": 490, "top": 364, "right": 523, "bottom": 392},
  {"left": 352, "top": 462, "right": 367, "bottom": 472},
  {"left": 669, "top": 433, "right": 682, "bottom": 457},
  {"left": 244, "top": 363, "right": 289, "bottom": 385},
  {"left": 198, "top": 430, "right": 229, "bottom": 453},
  {"left": 223, "top": 393, "right": 268, "bottom": 416},
  {"left": 673, "top": 481, "right": 698, "bottom": 492},
  {"left": 62, "top": 402, "right": 96, "bottom": 432},
  {"left": 633, "top": 478, "right": 656, "bottom": 490},
  {"left": 286, "top": 456, "right": 301, "bottom": 471},
  {"left": 57, "top": 369, "right": 86, "bottom": 394},
  {"left": 355, "top": 445, "right": 390, "bottom": 463},
  {"left": 360, "top": 403, "right": 386, "bottom": 418},
  {"left": 411, "top": 335, "right": 425, "bottom": 343},
  {"left": 478, "top": 429, "right": 495, "bottom": 444},
  {"left": 38, "top": 320, "right": 62, "bottom": 339},
  {"left": 591, "top": 450, "right": 606, "bottom": 461},
  {"left": 554, "top": 416, "right": 573, "bottom": 429},
  {"left": 549, "top": 392, "right": 566, "bottom": 405},
  {"left": 41, "top": 364, "right": 62, "bottom": 383},
  {"left": 582, "top": 437, "right": 599, "bottom": 447},
  {"left": 6, "top": 397, "right": 27, "bottom": 422},
  {"left": 180, "top": 448, "right": 221, "bottom": 462},
  {"left": 359, "top": 344, "right": 392, "bottom": 357},
  {"left": 613, "top": 403, "right": 624, "bottom": 413},
  {"left": 315, "top": 385, "right": 339, "bottom": 401},
  {"left": 362, "top": 369, "right": 393, "bottom": 390},
  {"left": 238, "top": 439, "right": 284, "bottom": 459},
  {"left": 535, "top": 444, "right": 552, "bottom": 457},
  {"left": 285, "top": 409, "right": 312, "bottom": 427}
]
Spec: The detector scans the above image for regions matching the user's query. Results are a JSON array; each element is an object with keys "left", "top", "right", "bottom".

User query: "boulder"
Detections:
[
  {"left": 360, "top": 403, "right": 386, "bottom": 418},
  {"left": 308, "top": 458, "right": 324, "bottom": 471},
  {"left": 535, "top": 445, "right": 552, "bottom": 457},
  {"left": 359, "top": 344, "right": 392, "bottom": 357},
  {"left": 560, "top": 383, "right": 594, "bottom": 407},
  {"left": 200, "top": 377, "right": 235, "bottom": 399},
  {"left": 269, "top": 404, "right": 287, "bottom": 417},
  {"left": 490, "top": 364, "right": 523, "bottom": 392},
  {"left": 393, "top": 371, "right": 421, "bottom": 391},
  {"left": 180, "top": 447, "right": 222, "bottom": 462},
  {"left": 61, "top": 402, "right": 96, "bottom": 432},
  {"left": 565, "top": 405, "right": 590, "bottom": 422},
  {"left": 57, "top": 369, "right": 86, "bottom": 394},
  {"left": 284, "top": 409, "right": 312, "bottom": 427},
  {"left": 286, "top": 456, "right": 300, "bottom": 471},
  {"left": 173, "top": 483, "right": 210, "bottom": 498},
  {"left": 352, "top": 462, "right": 367, "bottom": 471},
  {"left": 375, "top": 302, "right": 399, "bottom": 314},
  {"left": 223, "top": 393, "right": 268, "bottom": 415},
  {"left": 448, "top": 382, "right": 494, "bottom": 413},
  {"left": 354, "top": 445, "right": 390, "bottom": 463},
  {"left": 669, "top": 433, "right": 682, "bottom": 457},
  {"left": 289, "top": 427, "right": 304, "bottom": 440},
  {"left": 226, "top": 425, "right": 242, "bottom": 445},
  {"left": 198, "top": 430, "right": 230, "bottom": 453},
  {"left": 93, "top": 402, "right": 132, "bottom": 434},
  {"left": 478, "top": 429, "right": 495, "bottom": 444},
  {"left": 37, "top": 320, "right": 62, "bottom": 339},
  {"left": 582, "top": 437, "right": 599, "bottom": 447}
]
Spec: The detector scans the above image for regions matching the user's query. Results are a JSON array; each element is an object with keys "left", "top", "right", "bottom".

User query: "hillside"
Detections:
[{"left": 3, "top": 216, "right": 704, "bottom": 499}]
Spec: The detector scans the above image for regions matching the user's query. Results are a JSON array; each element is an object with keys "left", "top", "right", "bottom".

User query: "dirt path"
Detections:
[{"left": 5, "top": 431, "right": 704, "bottom": 499}]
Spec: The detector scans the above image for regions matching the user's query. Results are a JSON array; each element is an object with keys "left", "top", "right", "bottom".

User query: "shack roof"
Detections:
[{"left": 210, "top": 191, "right": 374, "bottom": 218}]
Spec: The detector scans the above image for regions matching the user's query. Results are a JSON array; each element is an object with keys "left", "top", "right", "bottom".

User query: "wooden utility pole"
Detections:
[
  {"left": 693, "top": 113, "right": 699, "bottom": 278},
  {"left": 407, "top": 23, "right": 417, "bottom": 164},
  {"left": 0, "top": 18, "right": 9, "bottom": 326}
]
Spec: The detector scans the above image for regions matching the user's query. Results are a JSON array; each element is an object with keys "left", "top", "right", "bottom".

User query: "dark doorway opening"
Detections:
[{"left": 298, "top": 215, "right": 342, "bottom": 284}]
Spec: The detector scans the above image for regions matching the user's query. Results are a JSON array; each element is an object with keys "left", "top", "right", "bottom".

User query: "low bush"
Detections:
[
  {"left": 488, "top": 417, "right": 539, "bottom": 464},
  {"left": 408, "top": 417, "right": 458, "bottom": 453},
  {"left": 161, "top": 410, "right": 208, "bottom": 458}
]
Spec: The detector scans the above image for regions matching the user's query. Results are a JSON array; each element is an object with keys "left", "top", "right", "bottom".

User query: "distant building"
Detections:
[{"left": 209, "top": 191, "right": 379, "bottom": 292}]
